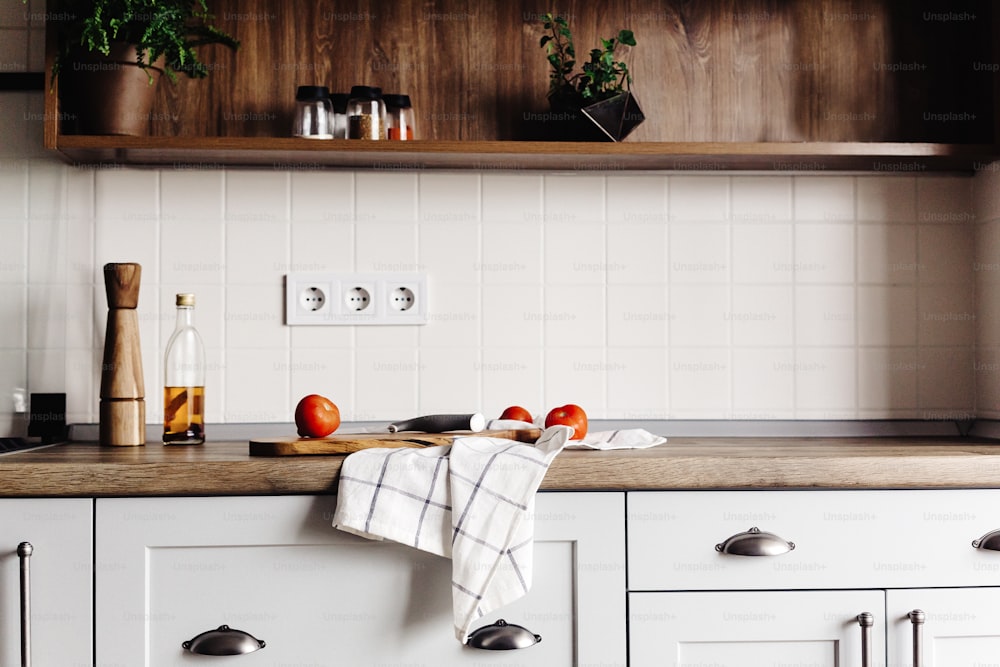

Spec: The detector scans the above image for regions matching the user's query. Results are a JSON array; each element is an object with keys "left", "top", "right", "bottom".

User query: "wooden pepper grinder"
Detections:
[{"left": 100, "top": 263, "right": 145, "bottom": 446}]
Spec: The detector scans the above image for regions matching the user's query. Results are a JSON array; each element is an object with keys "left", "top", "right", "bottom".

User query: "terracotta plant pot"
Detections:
[{"left": 59, "top": 43, "right": 163, "bottom": 136}]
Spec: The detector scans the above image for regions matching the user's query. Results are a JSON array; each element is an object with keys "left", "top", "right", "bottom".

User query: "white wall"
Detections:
[{"left": 0, "top": 16, "right": 987, "bottom": 433}]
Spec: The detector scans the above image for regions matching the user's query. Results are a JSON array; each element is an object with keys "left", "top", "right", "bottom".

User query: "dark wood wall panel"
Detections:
[{"left": 143, "top": 0, "right": 993, "bottom": 143}]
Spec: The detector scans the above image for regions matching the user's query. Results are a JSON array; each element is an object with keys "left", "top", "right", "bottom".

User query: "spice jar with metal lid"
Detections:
[
  {"left": 346, "top": 85, "right": 386, "bottom": 140},
  {"left": 383, "top": 93, "right": 415, "bottom": 140},
  {"left": 292, "top": 85, "right": 333, "bottom": 139}
]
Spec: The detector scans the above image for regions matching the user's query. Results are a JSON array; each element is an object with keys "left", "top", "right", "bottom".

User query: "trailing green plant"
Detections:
[
  {"left": 539, "top": 13, "right": 636, "bottom": 108},
  {"left": 44, "top": 0, "right": 239, "bottom": 82}
]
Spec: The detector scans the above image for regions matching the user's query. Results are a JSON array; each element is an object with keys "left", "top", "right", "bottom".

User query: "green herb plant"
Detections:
[
  {"left": 539, "top": 13, "right": 636, "bottom": 109},
  {"left": 44, "top": 0, "right": 239, "bottom": 82}
]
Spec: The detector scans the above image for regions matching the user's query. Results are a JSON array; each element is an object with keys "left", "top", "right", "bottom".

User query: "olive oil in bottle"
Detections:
[{"left": 163, "top": 293, "right": 205, "bottom": 444}]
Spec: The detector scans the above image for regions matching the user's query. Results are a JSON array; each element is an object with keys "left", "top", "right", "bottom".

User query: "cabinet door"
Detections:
[
  {"left": 0, "top": 498, "right": 92, "bottom": 666},
  {"left": 95, "top": 492, "right": 625, "bottom": 666},
  {"left": 887, "top": 588, "right": 1000, "bottom": 666},
  {"left": 630, "top": 590, "right": 885, "bottom": 667}
]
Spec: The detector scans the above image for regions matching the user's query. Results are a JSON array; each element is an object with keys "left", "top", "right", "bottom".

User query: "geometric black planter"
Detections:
[{"left": 531, "top": 91, "right": 645, "bottom": 142}]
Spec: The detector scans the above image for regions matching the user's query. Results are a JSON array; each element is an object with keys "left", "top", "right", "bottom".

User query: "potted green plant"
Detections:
[
  {"left": 538, "top": 13, "right": 644, "bottom": 141},
  {"left": 45, "top": 0, "right": 239, "bottom": 135}
]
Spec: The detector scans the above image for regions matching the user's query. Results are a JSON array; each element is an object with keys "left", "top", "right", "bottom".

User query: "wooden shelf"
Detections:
[{"left": 47, "top": 135, "right": 998, "bottom": 172}]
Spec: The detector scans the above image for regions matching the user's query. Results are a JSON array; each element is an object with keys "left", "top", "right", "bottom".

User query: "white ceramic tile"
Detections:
[
  {"left": 356, "top": 172, "right": 417, "bottom": 223},
  {"left": 418, "top": 282, "right": 480, "bottom": 348},
  {"left": 604, "top": 347, "right": 668, "bottom": 419},
  {"left": 731, "top": 348, "right": 795, "bottom": 418},
  {"left": 973, "top": 162, "right": 1000, "bottom": 222},
  {"left": 668, "top": 175, "right": 729, "bottom": 222},
  {"left": 0, "top": 349, "right": 26, "bottom": 419},
  {"left": 794, "top": 224, "right": 855, "bottom": 283},
  {"left": 288, "top": 347, "right": 353, "bottom": 415},
  {"left": 732, "top": 223, "right": 793, "bottom": 284},
  {"left": 668, "top": 223, "right": 729, "bottom": 284},
  {"left": 0, "top": 3, "right": 29, "bottom": 27},
  {"left": 0, "top": 219, "right": 27, "bottom": 284},
  {"left": 544, "top": 174, "right": 605, "bottom": 223},
  {"left": 544, "top": 222, "right": 606, "bottom": 285},
  {"left": 0, "top": 285, "right": 26, "bottom": 347},
  {"left": 224, "top": 348, "right": 290, "bottom": 423},
  {"left": 857, "top": 286, "right": 917, "bottom": 347},
  {"left": 161, "top": 170, "right": 224, "bottom": 221},
  {"left": 918, "top": 347, "right": 975, "bottom": 417},
  {"left": 28, "top": 216, "right": 67, "bottom": 284},
  {"left": 21, "top": 94, "right": 47, "bottom": 160},
  {"left": 355, "top": 221, "right": 418, "bottom": 272},
  {"left": 918, "top": 224, "right": 974, "bottom": 285},
  {"left": 27, "top": 26, "right": 43, "bottom": 71},
  {"left": 975, "top": 220, "right": 1000, "bottom": 285},
  {"left": 225, "top": 170, "right": 288, "bottom": 222},
  {"left": 543, "top": 347, "right": 606, "bottom": 418},
  {"left": 918, "top": 285, "right": 976, "bottom": 347},
  {"left": 289, "top": 323, "right": 354, "bottom": 350},
  {"left": 606, "top": 175, "right": 668, "bottom": 224},
  {"left": 419, "top": 172, "right": 480, "bottom": 223},
  {"left": 64, "top": 348, "right": 95, "bottom": 423},
  {"left": 65, "top": 167, "right": 94, "bottom": 221},
  {"left": 162, "top": 219, "right": 225, "bottom": 285},
  {"left": 975, "top": 347, "right": 1000, "bottom": 418},
  {"left": 419, "top": 220, "right": 479, "bottom": 285},
  {"left": 353, "top": 322, "right": 418, "bottom": 350},
  {"left": 730, "top": 286, "right": 793, "bottom": 347},
  {"left": 160, "top": 285, "right": 224, "bottom": 353},
  {"left": 857, "top": 223, "right": 917, "bottom": 284},
  {"left": 65, "top": 282, "right": 94, "bottom": 350},
  {"left": 0, "top": 94, "right": 32, "bottom": 158},
  {"left": 27, "top": 160, "right": 63, "bottom": 219},
  {"left": 977, "top": 276, "right": 1000, "bottom": 358},
  {"left": 607, "top": 284, "right": 667, "bottom": 348},
  {"left": 793, "top": 176, "right": 855, "bottom": 221},
  {"left": 482, "top": 173, "right": 542, "bottom": 223},
  {"left": 355, "top": 347, "right": 419, "bottom": 419},
  {"left": 795, "top": 286, "right": 855, "bottom": 346},
  {"left": 417, "top": 347, "right": 481, "bottom": 414},
  {"left": 858, "top": 347, "right": 919, "bottom": 413},
  {"left": 289, "top": 219, "right": 353, "bottom": 274},
  {"left": 224, "top": 284, "right": 287, "bottom": 349},
  {"left": 669, "top": 285, "right": 730, "bottom": 347},
  {"left": 480, "top": 221, "right": 542, "bottom": 284},
  {"left": 668, "top": 348, "right": 730, "bottom": 417},
  {"left": 482, "top": 284, "right": 542, "bottom": 349},
  {"left": 95, "top": 169, "right": 159, "bottom": 221},
  {"left": 856, "top": 176, "right": 916, "bottom": 222},
  {"left": 290, "top": 171, "right": 354, "bottom": 222},
  {"left": 0, "top": 28, "right": 27, "bottom": 70},
  {"left": 26, "top": 348, "right": 64, "bottom": 393},
  {"left": 794, "top": 347, "right": 857, "bottom": 413},
  {"left": 225, "top": 220, "right": 288, "bottom": 285},
  {"left": 731, "top": 176, "right": 792, "bottom": 222},
  {"left": 480, "top": 348, "right": 544, "bottom": 420},
  {"left": 916, "top": 175, "right": 974, "bottom": 224},
  {"left": 606, "top": 223, "right": 667, "bottom": 285},
  {"left": 543, "top": 284, "right": 605, "bottom": 347},
  {"left": 95, "top": 215, "right": 159, "bottom": 281},
  {"left": 0, "top": 159, "right": 28, "bottom": 217}
]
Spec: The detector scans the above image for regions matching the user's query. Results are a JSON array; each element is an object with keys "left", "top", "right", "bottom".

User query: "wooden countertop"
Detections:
[{"left": 4, "top": 437, "right": 1000, "bottom": 496}]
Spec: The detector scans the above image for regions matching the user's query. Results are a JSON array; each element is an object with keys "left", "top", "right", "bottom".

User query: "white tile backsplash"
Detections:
[{"left": 3, "top": 85, "right": 1000, "bottom": 430}]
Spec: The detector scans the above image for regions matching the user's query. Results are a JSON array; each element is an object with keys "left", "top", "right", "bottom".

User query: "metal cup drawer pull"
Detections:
[
  {"left": 972, "top": 529, "right": 1000, "bottom": 550},
  {"left": 182, "top": 625, "right": 265, "bottom": 656},
  {"left": 715, "top": 527, "right": 795, "bottom": 556},
  {"left": 466, "top": 619, "right": 542, "bottom": 650},
  {"left": 857, "top": 612, "right": 874, "bottom": 667}
]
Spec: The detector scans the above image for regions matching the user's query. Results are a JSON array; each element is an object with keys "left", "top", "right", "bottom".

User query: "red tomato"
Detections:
[
  {"left": 544, "top": 404, "right": 588, "bottom": 440},
  {"left": 295, "top": 394, "right": 341, "bottom": 438},
  {"left": 499, "top": 405, "right": 533, "bottom": 422}
]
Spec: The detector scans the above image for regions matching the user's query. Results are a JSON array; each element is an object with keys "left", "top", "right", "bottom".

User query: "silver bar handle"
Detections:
[
  {"left": 857, "top": 612, "right": 873, "bottom": 667},
  {"left": 909, "top": 609, "right": 925, "bottom": 667},
  {"left": 18, "top": 542, "right": 33, "bottom": 667}
]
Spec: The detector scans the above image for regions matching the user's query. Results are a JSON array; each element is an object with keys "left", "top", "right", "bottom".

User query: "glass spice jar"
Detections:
[
  {"left": 292, "top": 85, "right": 333, "bottom": 139},
  {"left": 346, "top": 85, "right": 386, "bottom": 140},
  {"left": 383, "top": 93, "right": 415, "bottom": 140},
  {"left": 329, "top": 93, "right": 349, "bottom": 139}
]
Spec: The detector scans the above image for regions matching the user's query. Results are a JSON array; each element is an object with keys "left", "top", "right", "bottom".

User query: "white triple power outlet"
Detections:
[{"left": 285, "top": 272, "right": 427, "bottom": 325}]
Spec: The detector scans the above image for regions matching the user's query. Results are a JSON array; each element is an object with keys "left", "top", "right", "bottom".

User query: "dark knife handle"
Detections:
[{"left": 388, "top": 413, "right": 486, "bottom": 433}]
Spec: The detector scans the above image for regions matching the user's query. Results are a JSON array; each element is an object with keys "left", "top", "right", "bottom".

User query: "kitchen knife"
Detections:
[{"left": 387, "top": 413, "right": 486, "bottom": 433}]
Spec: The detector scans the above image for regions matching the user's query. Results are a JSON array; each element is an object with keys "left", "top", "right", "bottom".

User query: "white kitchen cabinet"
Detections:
[
  {"left": 630, "top": 590, "right": 885, "bottom": 667},
  {"left": 0, "top": 498, "right": 92, "bottom": 667},
  {"left": 95, "top": 492, "right": 625, "bottom": 666},
  {"left": 887, "top": 588, "right": 1000, "bottom": 667}
]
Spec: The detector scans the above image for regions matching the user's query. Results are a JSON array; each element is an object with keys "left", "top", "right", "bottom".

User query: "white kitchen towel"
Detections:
[
  {"left": 331, "top": 425, "right": 572, "bottom": 643},
  {"left": 487, "top": 418, "right": 667, "bottom": 450}
]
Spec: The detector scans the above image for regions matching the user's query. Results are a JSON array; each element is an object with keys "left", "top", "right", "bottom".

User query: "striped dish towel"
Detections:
[{"left": 331, "top": 424, "right": 572, "bottom": 643}]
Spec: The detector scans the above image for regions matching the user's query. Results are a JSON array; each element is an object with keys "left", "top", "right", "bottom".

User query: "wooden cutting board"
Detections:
[{"left": 249, "top": 428, "right": 542, "bottom": 456}]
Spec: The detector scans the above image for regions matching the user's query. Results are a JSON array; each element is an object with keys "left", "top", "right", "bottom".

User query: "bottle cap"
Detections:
[
  {"left": 176, "top": 293, "right": 195, "bottom": 307},
  {"left": 330, "top": 93, "right": 350, "bottom": 114},
  {"left": 295, "top": 85, "right": 331, "bottom": 101},
  {"left": 348, "top": 85, "right": 382, "bottom": 101},
  {"left": 382, "top": 94, "right": 412, "bottom": 109}
]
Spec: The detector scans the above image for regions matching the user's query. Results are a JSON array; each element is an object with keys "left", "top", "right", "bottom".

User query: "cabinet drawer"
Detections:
[
  {"left": 628, "top": 489, "right": 1000, "bottom": 591},
  {"left": 96, "top": 492, "right": 625, "bottom": 666}
]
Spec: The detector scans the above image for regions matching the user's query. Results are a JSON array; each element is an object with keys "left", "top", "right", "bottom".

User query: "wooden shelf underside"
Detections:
[{"left": 49, "top": 136, "right": 998, "bottom": 172}]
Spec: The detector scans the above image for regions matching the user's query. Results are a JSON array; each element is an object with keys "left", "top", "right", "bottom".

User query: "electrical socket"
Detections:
[{"left": 285, "top": 273, "right": 427, "bottom": 325}]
